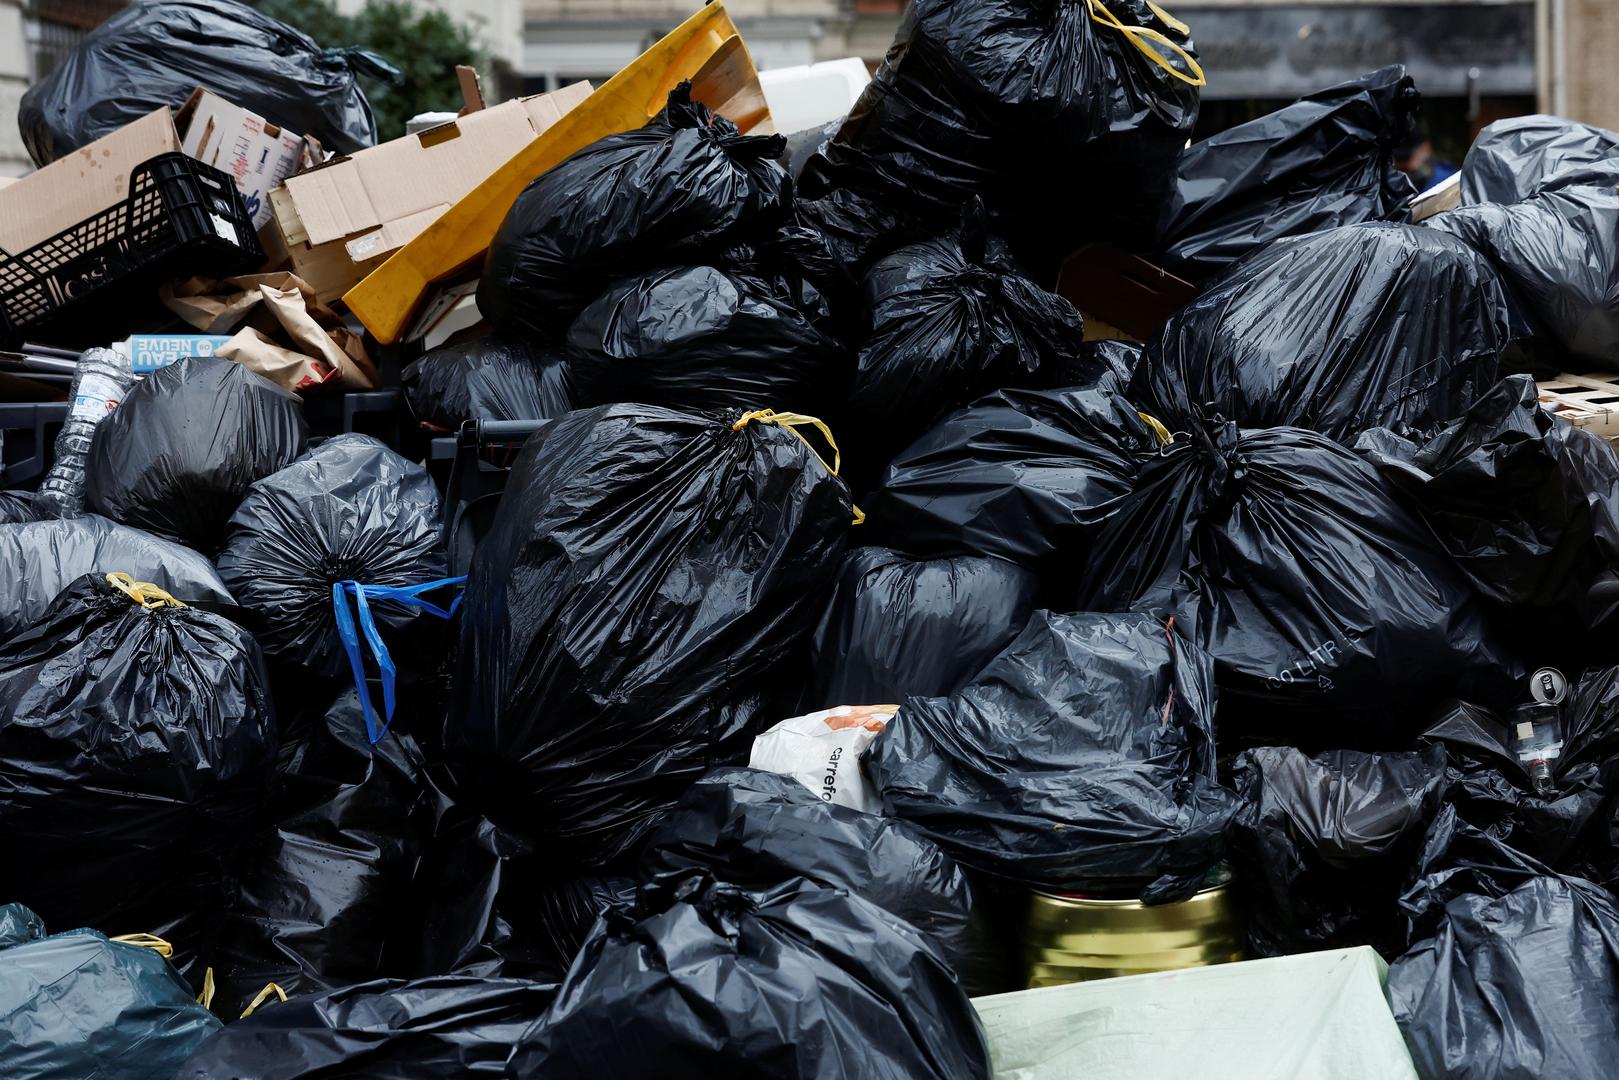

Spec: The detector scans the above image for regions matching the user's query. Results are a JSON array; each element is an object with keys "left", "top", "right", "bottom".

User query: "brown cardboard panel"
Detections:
[
  {"left": 0, "top": 108, "right": 180, "bottom": 254},
  {"left": 283, "top": 83, "right": 593, "bottom": 248},
  {"left": 1056, "top": 244, "right": 1198, "bottom": 344},
  {"left": 177, "top": 88, "right": 312, "bottom": 230}
]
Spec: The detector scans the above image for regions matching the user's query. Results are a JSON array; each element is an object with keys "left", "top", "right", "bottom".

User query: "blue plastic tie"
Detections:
[{"left": 332, "top": 576, "right": 466, "bottom": 744}]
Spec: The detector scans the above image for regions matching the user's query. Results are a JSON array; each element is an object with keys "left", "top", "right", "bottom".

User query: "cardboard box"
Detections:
[
  {"left": 1411, "top": 170, "right": 1463, "bottom": 224},
  {"left": 270, "top": 82, "right": 592, "bottom": 305},
  {"left": 114, "top": 333, "right": 233, "bottom": 374},
  {"left": 177, "top": 88, "right": 318, "bottom": 231},
  {"left": 0, "top": 108, "right": 181, "bottom": 256},
  {"left": 1054, "top": 243, "right": 1198, "bottom": 343}
]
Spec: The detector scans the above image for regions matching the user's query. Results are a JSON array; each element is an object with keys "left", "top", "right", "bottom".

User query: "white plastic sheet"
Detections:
[{"left": 972, "top": 946, "right": 1418, "bottom": 1080}]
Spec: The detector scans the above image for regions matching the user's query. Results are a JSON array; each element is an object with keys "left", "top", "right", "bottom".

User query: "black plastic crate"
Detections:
[
  {"left": 0, "top": 401, "right": 67, "bottom": 490},
  {"left": 302, "top": 389, "right": 403, "bottom": 447},
  {"left": 439, "top": 419, "right": 547, "bottom": 576},
  {"left": 2, "top": 387, "right": 401, "bottom": 492},
  {"left": 0, "top": 153, "right": 262, "bottom": 348}
]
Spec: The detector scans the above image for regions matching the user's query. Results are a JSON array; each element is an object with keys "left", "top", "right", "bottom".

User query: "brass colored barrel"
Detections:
[{"left": 1022, "top": 883, "right": 1243, "bottom": 988}]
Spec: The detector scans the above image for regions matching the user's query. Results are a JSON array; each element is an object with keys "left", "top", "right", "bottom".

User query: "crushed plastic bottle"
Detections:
[{"left": 33, "top": 347, "right": 134, "bottom": 520}]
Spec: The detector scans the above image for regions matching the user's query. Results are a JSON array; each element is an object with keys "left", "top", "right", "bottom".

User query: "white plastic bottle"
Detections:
[{"left": 33, "top": 347, "right": 134, "bottom": 519}]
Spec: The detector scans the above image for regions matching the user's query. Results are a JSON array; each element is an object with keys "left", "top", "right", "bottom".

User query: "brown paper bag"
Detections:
[
  {"left": 217, "top": 281, "right": 379, "bottom": 393},
  {"left": 161, "top": 273, "right": 314, "bottom": 335}
]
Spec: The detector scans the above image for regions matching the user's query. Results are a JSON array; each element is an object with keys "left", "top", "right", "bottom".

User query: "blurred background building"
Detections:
[{"left": 2, "top": 0, "right": 1618, "bottom": 175}]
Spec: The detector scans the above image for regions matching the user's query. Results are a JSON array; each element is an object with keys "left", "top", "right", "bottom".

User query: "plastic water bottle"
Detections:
[{"left": 33, "top": 347, "right": 134, "bottom": 519}]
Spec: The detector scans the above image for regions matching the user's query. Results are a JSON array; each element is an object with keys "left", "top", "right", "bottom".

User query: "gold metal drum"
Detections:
[{"left": 1022, "top": 878, "right": 1243, "bottom": 988}]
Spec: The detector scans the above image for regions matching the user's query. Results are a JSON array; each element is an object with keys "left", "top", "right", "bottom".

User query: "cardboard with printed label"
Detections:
[
  {"left": 267, "top": 81, "right": 593, "bottom": 305},
  {"left": 115, "top": 334, "right": 234, "bottom": 374},
  {"left": 177, "top": 88, "right": 319, "bottom": 231}
]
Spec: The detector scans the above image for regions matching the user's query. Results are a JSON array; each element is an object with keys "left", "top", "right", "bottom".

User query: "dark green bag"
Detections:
[{"left": 0, "top": 903, "right": 220, "bottom": 1079}]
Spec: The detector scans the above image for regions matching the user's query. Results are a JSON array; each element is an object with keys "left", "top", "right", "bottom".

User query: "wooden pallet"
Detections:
[{"left": 1538, "top": 372, "right": 1619, "bottom": 443}]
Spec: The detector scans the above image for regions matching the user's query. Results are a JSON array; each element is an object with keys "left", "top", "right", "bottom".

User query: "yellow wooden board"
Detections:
[{"left": 344, "top": 1, "right": 771, "bottom": 344}]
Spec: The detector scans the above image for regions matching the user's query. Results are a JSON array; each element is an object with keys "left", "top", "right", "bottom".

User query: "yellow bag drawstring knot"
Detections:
[
  {"left": 106, "top": 572, "right": 187, "bottom": 609},
  {"left": 731, "top": 409, "right": 866, "bottom": 525},
  {"left": 110, "top": 932, "right": 174, "bottom": 957},
  {"left": 196, "top": 967, "right": 216, "bottom": 1010},
  {"left": 1138, "top": 411, "right": 1175, "bottom": 447},
  {"left": 1086, "top": 0, "right": 1206, "bottom": 88},
  {"left": 240, "top": 982, "right": 289, "bottom": 1019}
]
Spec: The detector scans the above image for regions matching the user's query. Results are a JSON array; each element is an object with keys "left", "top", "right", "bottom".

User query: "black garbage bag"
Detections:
[
  {"left": 215, "top": 434, "right": 446, "bottom": 678},
  {"left": 1135, "top": 223, "right": 1510, "bottom": 444},
  {"left": 175, "top": 975, "right": 557, "bottom": 1079},
  {"left": 565, "top": 262, "right": 849, "bottom": 416},
  {"left": 508, "top": 874, "right": 991, "bottom": 1079},
  {"left": 208, "top": 689, "right": 431, "bottom": 1019},
  {"left": 448, "top": 404, "right": 854, "bottom": 872},
  {"left": 17, "top": 0, "right": 387, "bottom": 166},
  {"left": 0, "top": 514, "right": 231, "bottom": 641},
  {"left": 1078, "top": 421, "right": 1520, "bottom": 737},
  {"left": 403, "top": 795, "right": 639, "bottom": 984},
  {"left": 1230, "top": 745, "right": 1448, "bottom": 958},
  {"left": 1071, "top": 339, "right": 1142, "bottom": 385},
  {"left": 0, "top": 574, "right": 276, "bottom": 976},
  {"left": 480, "top": 83, "right": 789, "bottom": 345},
  {"left": 0, "top": 903, "right": 222, "bottom": 1079},
  {"left": 781, "top": 117, "right": 841, "bottom": 181},
  {"left": 845, "top": 208, "right": 1095, "bottom": 478},
  {"left": 866, "top": 380, "right": 1159, "bottom": 569},
  {"left": 869, "top": 610, "right": 1236, "bottom": 903},
  {"left": 401, "top": 338, "right": 572, "bottom": 432},
  {"left": 1419, "top": 666, "right": 1619, "bottom": 880},
  {"left": 1156, "top": 66, "right": 1419, "bottom": 281},
  {"left": 809, "top": 546, "right": 1038, "bottom": 709},
  {"left": 1357, "top": 375, "right": 1619, "bottom": 641},
  {"left": 85, "top": 357, "right": 308, "bottom": 554},
  {"left": 801, "top": 0, "right": 1202, "bottom": 271},
  {"left": 641, "top": 767, "right": 997, "bottom": 993},
  {"left": 0, "top": 491, "right": 34, "bottom": 524},
  {"left": 1387, "top": 809, "right": 1619, "bottom": 1080},
  {"left": 1459, "top": 114, "right": 1619, "bottom": 206},
  {"left": 1430, "top": 158, "right": 1619, "bottom": 369}
]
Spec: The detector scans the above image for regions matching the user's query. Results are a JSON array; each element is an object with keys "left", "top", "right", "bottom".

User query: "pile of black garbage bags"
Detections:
[{"left": 6, "top": 1, "right": 1619, "bottom": 1075}]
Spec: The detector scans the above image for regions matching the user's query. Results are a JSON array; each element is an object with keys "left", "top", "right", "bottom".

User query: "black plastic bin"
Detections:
[
  {"left": 0, "top": 153, "right": 262, "bottom": 348},
  {"left": 301, "top": 389, "right": 403, "bottom": 447},
  {"left": 0, "top": 401, "right": 67, "bottom": 489},
  {"left": 438, "top": 418, "right": 548, "bottom": 576}
]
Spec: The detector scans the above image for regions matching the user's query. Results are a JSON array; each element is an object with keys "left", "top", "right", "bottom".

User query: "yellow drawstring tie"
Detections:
[
  {"left": 110, "top": 932, "right": 174, "bottom": 957},
  {"left": 1086, "top": 0, "right": 1206, "bottom": 88},
  {"left": 197, "top": 967, "right": 216, "bottom": 1010},
  {"left": 106, "top": 572, "right": 187, "bottom": 609},
  {"left": 1138, "top": 411, "right": 1174, "bottom": 447},
  {"left": 731, "top": 409, "right": 866, "bottom": 525},
  {"left": 240, "top": 982, "right": 288, "bottom": 1019}
]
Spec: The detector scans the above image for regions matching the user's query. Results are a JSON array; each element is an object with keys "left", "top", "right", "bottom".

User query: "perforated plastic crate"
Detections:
[{"left": 0, "top": 153, "right": 262, "bottom": 348}]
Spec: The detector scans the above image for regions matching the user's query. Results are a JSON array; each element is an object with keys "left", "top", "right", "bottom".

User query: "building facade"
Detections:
[{"left": 519, "top": 0, "right": 1619, "bottom": 137}]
